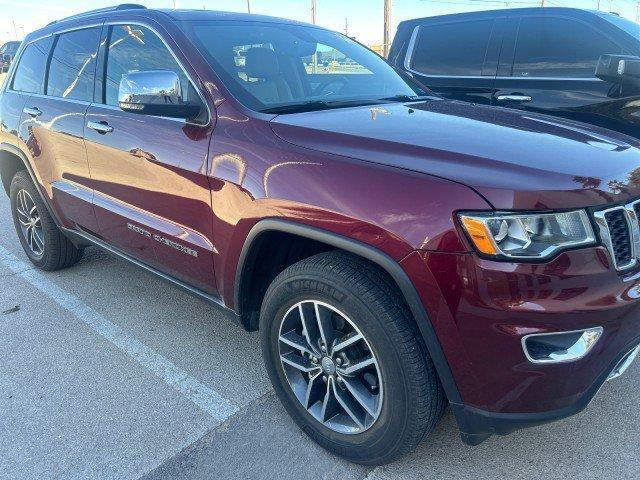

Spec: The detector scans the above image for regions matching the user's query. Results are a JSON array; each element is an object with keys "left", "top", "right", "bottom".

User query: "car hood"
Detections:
[{"left": 270, "top": 99, "right": 640, "bottom": 210}]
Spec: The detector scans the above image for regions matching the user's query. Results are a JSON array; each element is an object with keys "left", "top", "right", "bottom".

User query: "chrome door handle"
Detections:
[
  {"left": 87, "top": 121, "right": 114, "bottom": 134},
  {"left": 496, "top": 95, "right": 532, "bottom": 102},
  {"left": 23, "top": 107, "right": 42, "bottom": 117}
]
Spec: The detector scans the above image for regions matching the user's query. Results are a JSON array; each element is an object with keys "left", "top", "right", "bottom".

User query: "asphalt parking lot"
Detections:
[{"left": 0, "top": 163, "right": 639, "bottom": 479}]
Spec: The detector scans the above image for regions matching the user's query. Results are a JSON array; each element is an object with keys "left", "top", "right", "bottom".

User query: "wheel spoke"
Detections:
[
  {"left": 280, "top": 330, "right": 316, "bottom": 357},
  {"left": 320, "top": 377, "right": 340, "bottom": 422},
  {"left": 331, "top": 332, "right": 363, "bottom": 355},
  {"left": 338, "top": 356, "right": 376, "bottom": 375},
  {"left": 27, "top": 227, "right": 35, "bottom": 251},
  {"left": 332, "top": 381, "right": 365, "bottom": 430},
  {"left": 314, "top": 302, "right": 336, "bottom": 349},
  {"left": 299, "top": 304, "right": 321, "bottom": 352},
  {"left": 17, "top": 216, "right": 30, "bottom": 227},
  {"left": 32, "top": 229, "right": 44, "bottom": 251},
  {"left": 340, "top": 376, "right": 378, "bottom": 417},
  {"left": 280, "top": 351, "right": 321, "bottom": 373},
  {"left": 304, "top": 371, "right": 325, "bottom": 409}
]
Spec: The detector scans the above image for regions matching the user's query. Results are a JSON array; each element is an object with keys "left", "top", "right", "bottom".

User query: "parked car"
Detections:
[
  {"left": 2, "top": 5, "right": 640, "bottom": 465},
  {"left": 390, "top": 8, "right": 640, "bottom": 139},
  {"left": 0, "top": 41, "right": 21, "bottom": 73}
]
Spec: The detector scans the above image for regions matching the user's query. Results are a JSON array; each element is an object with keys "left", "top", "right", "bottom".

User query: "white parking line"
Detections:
[{"left": 0, "top": 244, "right": 239, "bottom": 423}]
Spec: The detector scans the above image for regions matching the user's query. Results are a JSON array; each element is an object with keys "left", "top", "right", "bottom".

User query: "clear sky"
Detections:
[{"left": 0, "top": 0, "right": 638, "bottom": 46}]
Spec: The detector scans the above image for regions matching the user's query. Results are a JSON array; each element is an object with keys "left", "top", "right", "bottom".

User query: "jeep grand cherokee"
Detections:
[{"left": 1, "top": 4, "right": 640, "bottom": 465}]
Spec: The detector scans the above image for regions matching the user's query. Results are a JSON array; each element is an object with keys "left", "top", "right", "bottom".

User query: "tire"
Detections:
[
  {"left": 260, "top": 251, "right": 447, "bottom": 465},
  {"left": 10, "top": 170, "right": 84, "bottom": 271}
]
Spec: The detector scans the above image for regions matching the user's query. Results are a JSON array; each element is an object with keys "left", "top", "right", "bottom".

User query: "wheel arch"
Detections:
[
  {"left": 0, "top": 144, "right": 29, "bottom": 195},
  {"left": 234, "top": 218, "right": 463, "bottom": 405},
  {"left": 1, "top": 143, "right": 63, "bottom": 227}
]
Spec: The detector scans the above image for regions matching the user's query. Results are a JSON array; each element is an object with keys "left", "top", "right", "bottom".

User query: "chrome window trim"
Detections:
[
  {"left": 593, "top": 204, "right": 638, "bottom": 271},
  {"left": 20, "top": 92, "right": 92, "bottom": 107},
  {"left": 4, "top": 20, "right": 212, "bottom": 126}
]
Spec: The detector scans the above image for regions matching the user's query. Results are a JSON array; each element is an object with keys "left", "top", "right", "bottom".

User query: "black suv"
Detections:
[{"left": 390, "top": 8, "right": 640, "bottom": 139}]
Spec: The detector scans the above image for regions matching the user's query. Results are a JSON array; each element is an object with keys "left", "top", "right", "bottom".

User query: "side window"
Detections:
[
  {"left": 47, "top": 28, "right": 101, "bottom": 101},
  {"left": 410, "top": 20, "right": 494, "bottom": 76},
  {"left": 11, "top": 37, "right": 53, "bottom": 94},
  {"left": 512, "top": 17, "right": 622, "bottom": 78},
  {"left": 301, "top": 43, "right": 372, "bottom": 76},
  {"left": 105, "top": 25, "right": 197, "bottom": 107}
]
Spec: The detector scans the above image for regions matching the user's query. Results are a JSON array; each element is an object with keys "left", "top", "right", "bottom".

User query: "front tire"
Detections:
[
  {"left": 260, "top": 251, "right": 446, "bottom": 465},
  {"left": 10, "top": 170, "right": 84, "bottom": 270}
]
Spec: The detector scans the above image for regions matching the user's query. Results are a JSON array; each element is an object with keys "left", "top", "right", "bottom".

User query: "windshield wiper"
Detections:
[
  {"left": 379, "top": 94, "right": 434, "bottom": 102},
  {"left": 260, "top": 99, "right": 382, "bottom": 115}
]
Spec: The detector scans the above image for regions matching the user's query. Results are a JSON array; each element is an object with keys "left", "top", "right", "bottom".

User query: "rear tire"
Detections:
[
  {"left": 10, "top": 170, "right": 84, "bottom": 271},
  {"left": 260, "top": 251, "right": 446, "bottom": 465}
]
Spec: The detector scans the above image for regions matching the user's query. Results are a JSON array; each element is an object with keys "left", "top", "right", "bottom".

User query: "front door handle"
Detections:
[
  {"left": 23, "top": 107, "right": 42, "bottom": 117},
  {"left": 496, "top": 94, "right": 532, "bottom": 103},
  {"left": 87, "top": 121, "right": 114, "bottom": 134}
]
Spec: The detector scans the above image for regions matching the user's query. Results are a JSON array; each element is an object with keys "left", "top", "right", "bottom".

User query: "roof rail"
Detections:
[{"left": 47, "top": 4, "right": 146, "bottom": 26}]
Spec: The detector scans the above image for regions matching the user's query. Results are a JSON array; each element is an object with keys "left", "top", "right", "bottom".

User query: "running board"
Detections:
[{"left": 63, "top": 227, "right": 240, "bottom": 322}]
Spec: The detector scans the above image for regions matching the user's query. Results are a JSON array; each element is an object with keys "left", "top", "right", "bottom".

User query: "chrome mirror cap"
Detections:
[{"left": 118, "top": 70, "right": 201, "bottom": 119}]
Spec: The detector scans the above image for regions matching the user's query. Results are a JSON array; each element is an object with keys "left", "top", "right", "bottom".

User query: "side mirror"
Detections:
[
  {"left": 596, "top": 54, "right": 640, "bottom": 83},
  {"left": 118, "top": 70, "right": 201, "bottom": 119}
]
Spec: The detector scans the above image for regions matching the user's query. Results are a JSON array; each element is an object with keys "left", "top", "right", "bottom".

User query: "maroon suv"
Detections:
[{"left": 1, "top": 5, "right": 640, "bottom": 465}]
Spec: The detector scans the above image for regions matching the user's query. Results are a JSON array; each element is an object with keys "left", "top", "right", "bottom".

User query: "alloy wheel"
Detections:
[
  {"left": 15, "top": 189, "right": 45, "bottom": 257},
  {"left": 278, "top": 300, "right": 383, "bottom": 434}
]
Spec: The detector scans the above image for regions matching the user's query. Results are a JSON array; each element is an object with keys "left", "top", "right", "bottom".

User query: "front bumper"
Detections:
[{"left": 400, "top": 246, "right": 640, "bottom": 444}]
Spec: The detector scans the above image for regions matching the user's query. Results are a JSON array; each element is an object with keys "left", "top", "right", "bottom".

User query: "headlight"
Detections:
[{"left": 459, "top": 210, "right": 596, "bottom": 259}]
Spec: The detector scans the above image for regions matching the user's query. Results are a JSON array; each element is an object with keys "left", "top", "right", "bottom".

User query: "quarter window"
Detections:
[
  {"left": 11, "top": 37, "right": 53, "bottom": 94},
  {"left": 47, "top": 28, "right": 101, "bottom": 101},
  {"left": 410, "top": 20, "right": 494, "bottom": 76},
  {"left": 512, "top": 17, "right": 622, "bottom": 78}
]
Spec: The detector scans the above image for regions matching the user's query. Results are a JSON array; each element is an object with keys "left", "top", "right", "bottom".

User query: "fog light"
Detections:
[{"left": 522, "top": 327, "right": 603, "bottom": 364}]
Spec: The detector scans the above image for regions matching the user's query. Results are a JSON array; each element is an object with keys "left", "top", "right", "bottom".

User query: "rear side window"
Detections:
[
  {"left": 11, "top": 37, "right": 53, "bottom": 94},
  {"left": 410, "top": 20, "right": 494, "bottom": 76},
  {"left": 47, "top": 28, "right": 101, "bottom": 101},
  {"left": 104, "top": 25, "right": 195, "bottom": 107},
  {"left": 512, "top": 17, "right": 622, "bottom": 78}
]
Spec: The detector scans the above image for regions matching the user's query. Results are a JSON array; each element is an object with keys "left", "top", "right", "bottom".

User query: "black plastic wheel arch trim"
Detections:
[
  {"left": 0, "top": 143, "right": 65, "bottom": 228},
  {"left": 235, "top": 218, "right": 464, "bottom": 408}
]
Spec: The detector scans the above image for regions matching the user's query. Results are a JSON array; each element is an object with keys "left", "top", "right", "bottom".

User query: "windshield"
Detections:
[
  {"left": 597, "top": 13, "right": 640, "bottom": 40},
  {"left": 181, "top": 21, "right": 428, "bottom": 113}
]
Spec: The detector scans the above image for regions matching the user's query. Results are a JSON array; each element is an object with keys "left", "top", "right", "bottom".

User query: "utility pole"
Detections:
[
  {"left": 344, "top": 17, "right": 349, "bottom": 36},
  {"left": 311, "top": 0, "right": 317, "bottom": 73},
  {"left": 383, "top": 0, "right": 392, "bottom": 58},
  {"left": 11, "top": 19, "right": 17, "bottom": 39},
  {"left": 540, "top": 0, "right": 544, "bottom": 6},
  {"left": 636, "top": 1, "right": 640, "bottom": 22},
  {"left": 597, "top": 0, "right": 600, "bottom": 10},
  {"left": 247, "top": 0, "right": 251, "bottom": 14}
]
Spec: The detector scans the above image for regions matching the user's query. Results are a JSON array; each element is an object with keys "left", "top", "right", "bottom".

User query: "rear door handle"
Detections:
[
  {"left": 496, "top": 95, "right": 532, "bottom": 103},
  {"left": 87, "top": 121, "right": 114, "bottom": 134},
  {"left": 23, "top": 107, "right": 42, "bottom": 117}
]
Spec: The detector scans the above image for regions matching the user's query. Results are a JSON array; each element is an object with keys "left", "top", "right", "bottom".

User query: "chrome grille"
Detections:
[{"left": 593, "top": 202, "right": 640, "bottom": 271}]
